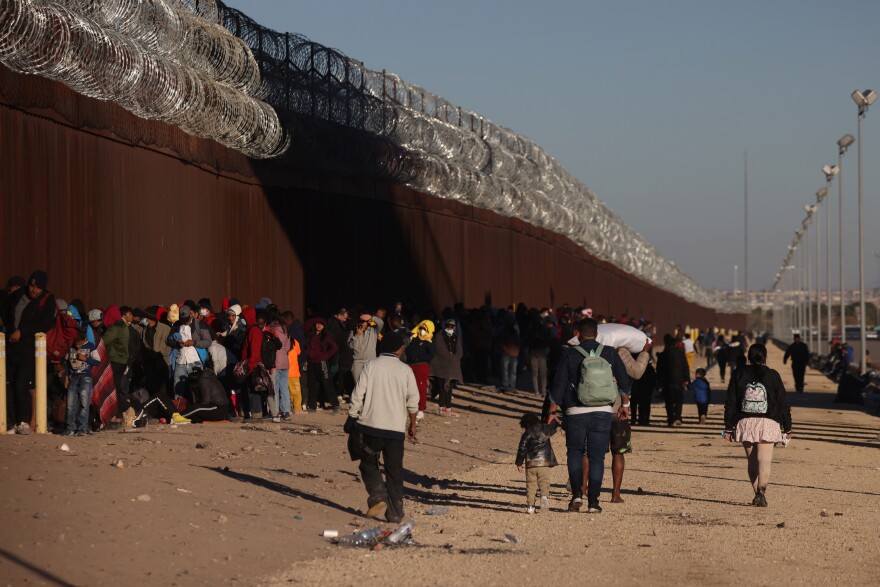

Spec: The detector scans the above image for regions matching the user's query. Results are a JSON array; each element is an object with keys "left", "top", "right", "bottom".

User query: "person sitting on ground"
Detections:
[
  {"left": 515, "top": 412, "right": 559, "bottom": 514},
  {"left": 723, "top": 343, "right": 792, "bottom": 507},
  {"left": 689, "top": 367, "right": 712, "bottom": 424}
]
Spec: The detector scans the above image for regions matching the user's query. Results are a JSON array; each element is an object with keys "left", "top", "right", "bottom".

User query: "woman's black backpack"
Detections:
[{"left": 260, "top": 330, "right": 282, "bottom": 369}]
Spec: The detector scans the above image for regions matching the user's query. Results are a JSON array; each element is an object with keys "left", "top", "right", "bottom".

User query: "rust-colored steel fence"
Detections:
[{"left": 0, "top": 66, "right": 744, "bottom": 333}]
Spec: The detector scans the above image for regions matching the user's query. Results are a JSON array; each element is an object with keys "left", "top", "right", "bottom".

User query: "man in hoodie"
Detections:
[
  {"left": 349, "top": 313, "right": 384, "bottom": 385},
  {"left": 2, "top": 270, "right": 56, "bottom": 433},
  {"left": 348, "top": 331, "right": 419, "bottom": 523}
]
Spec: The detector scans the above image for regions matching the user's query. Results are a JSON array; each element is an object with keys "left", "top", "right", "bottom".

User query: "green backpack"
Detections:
[{"left": 573, "top": 344, "right": 618, "bottom": 407}]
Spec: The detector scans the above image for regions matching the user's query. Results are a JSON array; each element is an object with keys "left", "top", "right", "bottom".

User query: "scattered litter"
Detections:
[
  {"left": 303, "top": 451, "right": 319, "bottom": 457},
  {"left": 834, "top": 512, "right": 843, "bottom": 517},
  {"left": 490, "top": 448, "right": 511, "bottom": 454},
  {"left": 426, "top": 507, "right": 449, "bottom": 516},
  {"left": 242, "top": 445, "right": 254, "bottom": 452},
  {"left": 637, "top": 544, "right": 652, "bottom": 548},
  {"left": 652, "top": 529, "right": 658, "bottom": 536},
  {"left": 189, "top": 523, "right": 200, "bottom": 529},
  {"left": 294, "top": 514, "right": 303, "bottom": 520},
  {"left": 216, "top": 515, "right": 228, "bottom": 524},
  {"left": 680, "top": 512, "right": 690, "bottom": 518},
  {"left": 336, "top": 527, "right": 383, "bottom": 548},
  {"left": 387, "top": 520, "right": 415, "bottom": 544},
  {"left": 114, "top": 459, "right": 125, "bottom": 469},
  {"left": 195, "top": 442, "right": 211, "bottom": 449},
  {"left": 323, "top": 530, "right": 339, "bottom": 538},
  {"left": 310, "top": 430, "right": 318, "bottom": 435},
  {"left": 503, "top": 534, "right": 522, "bottom": 544},
  {"left": 176, "top": 488, "right": 192, "bottom": 494},
  {"left": 777, "top": 522, "right": 786, "bottom": 528},
  {"left": 59, "top": 443, "right": 70, "bottom": 452},
  {"left": 136, "top": 494, "right": 151, "bottom": 502},
  {"left": 820, "top": 509, "right": 829, "bottom": 517},
  {"left": 449, "top": 439, "right": 460, "bottom": 444},
  {"left": 33, "top": 512, "right": 46, "bottom": 519},
  {"left": 27, "top": 474, "right": 45, "bottom": 482}
]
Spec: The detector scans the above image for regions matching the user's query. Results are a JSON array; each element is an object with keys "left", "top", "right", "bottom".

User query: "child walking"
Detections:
[
  {"left": 515, "top": 413, "right": 559, "bottom": 514},
  {"left": 689, "top": 368, "right": 711, "bottom": 424},
  {"left": 65, "top": 332, "right": 99, "bottom": 436}
]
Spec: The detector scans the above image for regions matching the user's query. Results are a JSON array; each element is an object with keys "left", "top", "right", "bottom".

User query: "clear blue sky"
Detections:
[{"left": 226, "top": 0, "right": 880, "bottom": 293}]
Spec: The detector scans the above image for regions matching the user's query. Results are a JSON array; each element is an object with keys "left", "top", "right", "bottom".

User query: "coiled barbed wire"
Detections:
[
  {"left": 0, "top": 0, "right": 287, "bottom": 158},
  {"left": 212, "top": 1, "right": 743, "bottom": 313}
]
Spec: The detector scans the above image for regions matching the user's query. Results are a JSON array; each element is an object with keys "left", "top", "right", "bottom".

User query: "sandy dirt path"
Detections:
[{"left": 1, "top": 343, "right": 878, "bottom": 586}]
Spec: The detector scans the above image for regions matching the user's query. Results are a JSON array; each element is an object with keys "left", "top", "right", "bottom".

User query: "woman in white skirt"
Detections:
[{"left": 723, "top": 343, "right": 792, "bottom": 507}]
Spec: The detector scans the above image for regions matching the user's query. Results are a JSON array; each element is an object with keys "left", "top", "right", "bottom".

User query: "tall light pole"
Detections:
[
  {"left": 804, "top": 206, "right": 816, "bottom": 347},
  {"left": 852, "top": 89, "right": 877, "bottom": 373},
  {"left": 816, "top": 187, "right": 828, "bottom": 355},
  {"left": 821, "top": 169, "right": 837, "bottom": 341},
  {"left": 733, "top": 265, "right": 738, "bottom": 297},
  {"left": 837, "top": 133, "right": 854, "bottom": 339}
]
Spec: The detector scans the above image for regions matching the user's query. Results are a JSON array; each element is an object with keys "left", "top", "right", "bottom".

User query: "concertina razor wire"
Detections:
[
  {"left": 0, "top": 0, "right": 288, "bottom": 158},
  {"left": 0, "top": 0, "right": 746, "bottom": 313}
]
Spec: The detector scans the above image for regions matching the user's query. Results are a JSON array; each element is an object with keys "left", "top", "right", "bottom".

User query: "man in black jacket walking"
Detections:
[
  {"left": 783, "top": 334, "right": 810, "bottom": 393},
  {"left": 657, "top": 334, "right": 690, "bottom": 426}
]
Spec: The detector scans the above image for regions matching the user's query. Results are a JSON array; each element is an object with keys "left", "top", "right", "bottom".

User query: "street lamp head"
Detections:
[
  {"left": 795, "top": 228, "right": 804, "bottom": 237},
  {"left": 803, "top": 217, "right": 812, "bottom": 226},
  {"left": 821, "top": 165, "right": 839, "bottom": 179},
  {"left": 816, "top": 187, "right": 828, "bottom": 200},
  {"left": 804, "top": 204, "right": 816, "bottom": 214},
  {"left": 838, "top": 133, "right": 855, "bottom": 150},
  {"left": 851, "top": 89, "right": 878, "bottom": 107}
]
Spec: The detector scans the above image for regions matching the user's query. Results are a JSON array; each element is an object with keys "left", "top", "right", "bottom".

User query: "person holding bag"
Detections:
[{"left": 723, "top": 343, "right": 792, "bottom": 507}]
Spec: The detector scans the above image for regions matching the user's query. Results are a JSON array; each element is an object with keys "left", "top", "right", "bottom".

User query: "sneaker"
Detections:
[
  {"left": 568, "top": 497, "right": 583, "bottom": 512},
  {"left": 366, "top": 501, "right": 387, "bottom": 520},
  {"left": 587, "top": 501, "right": 603, "bottom": 514},
  {"left": 446, "top": 408, "right": 460, "bottom": 418},
  {"left": 16, "top": 422, "right": 31, "bottom": 435},
  {"left": 282, "top": 413, "right": 291, "bottom": 421},
  {"left": 171, "top": 412, "right": 192, "bottom": 425},
  {"left": 673, "top": 420, "right": 683, "bottom": 427},
  {"left": 6, "top": 427, "right": 15, "bottom": 435},
  {"left": 272, "top": 416, "right": 282, "bottom": 423},
  {"left": 62, "top": 430, "right": 75, "bottom": 437},
  {"left": 416, "top": 411, "right": 425, "bottom": 421},
  {"left": 539, "top": 495, "right": 549, "bottom": 511},
  {"left": 75, "top": 431, "right": 88, "bottom": 437},
  {"left": 753, "top": 490, "right": 768, "bottom": 507},
  {"left": 526, "top": 506, "right": 536, "bottom": 515},
  {"left": 439, "top": 407, "right": 448, "bottom": 417}
]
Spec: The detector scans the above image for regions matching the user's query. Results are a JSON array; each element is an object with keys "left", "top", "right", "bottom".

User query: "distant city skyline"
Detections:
[{"left": 225, "top": 0, "right": 880, "bottom": 292}]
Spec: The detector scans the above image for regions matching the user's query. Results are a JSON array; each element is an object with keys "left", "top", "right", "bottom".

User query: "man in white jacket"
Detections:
[{"left": 348, "top": 331, "right": 419, "bottom": 523}]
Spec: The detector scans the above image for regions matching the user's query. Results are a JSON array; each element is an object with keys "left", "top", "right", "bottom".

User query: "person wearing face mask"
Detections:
[
  {"left": 141, "top": 306, "right": 172, "bottom": 395},
  {"left": 406, "top": 320, "right": 436, "bottom": 420},
  {"left": 430, "top": 319, "right": 463, "bottom": 416},
  {"left": 167, "top": 304, "right": 212, "bottom": 399}
]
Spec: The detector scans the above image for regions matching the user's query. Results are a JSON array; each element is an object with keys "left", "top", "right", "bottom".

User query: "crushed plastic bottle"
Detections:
[
  {"left": 425, "top": 507, "right": 449, "bottom": 515},
  {"left": 386, "top": 520, "right": 415, "bottom": 544},
  {"left": 336, "top": 527, "right": 383, "bottom": 548}
]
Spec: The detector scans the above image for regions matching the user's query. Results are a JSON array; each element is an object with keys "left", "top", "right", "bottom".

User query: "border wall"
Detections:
[{"left": 0, "top": 66, "right": 745, "bottom": 333}]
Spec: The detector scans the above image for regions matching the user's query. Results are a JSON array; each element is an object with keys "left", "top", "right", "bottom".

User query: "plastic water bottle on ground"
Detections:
[
  {"left": 386, "top": 520, "right": 415, "bottom": 544},
  {"left": 425, "top": 507, "right": 449, "bottom": 515},
  {"left": 336, "top": 527, "right": 383, "bottom": 548}
]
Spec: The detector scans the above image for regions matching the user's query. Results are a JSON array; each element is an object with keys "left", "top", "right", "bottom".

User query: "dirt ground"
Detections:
[{"left": 1, "top": 343, "right": 878, "bottom": 587}]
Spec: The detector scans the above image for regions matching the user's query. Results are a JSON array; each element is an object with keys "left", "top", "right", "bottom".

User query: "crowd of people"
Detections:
[{"left": 1, "top": 269, "right": 793, "bottom": 520}]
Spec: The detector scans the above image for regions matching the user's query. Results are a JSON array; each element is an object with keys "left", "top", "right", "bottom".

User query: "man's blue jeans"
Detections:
[
  {"left": 562, "top": 411, "right": 612, "bottom": 503},
  {"left": 67, "top": 375, "right": 92, "bottom": 433},
  {"left": 173, "top": 361, "right": 202, "bottom": 399},
  {"left": 501, "top": 355, "right": 518, "bottom": 388}
]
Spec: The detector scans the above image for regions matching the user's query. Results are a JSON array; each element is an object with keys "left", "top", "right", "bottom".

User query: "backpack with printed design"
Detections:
[
  {"left": 573, "top": 344, "right": 618, "bottom": 407},
  {"left": 741, "top": 380, "right": 768, "bottom": 414}
]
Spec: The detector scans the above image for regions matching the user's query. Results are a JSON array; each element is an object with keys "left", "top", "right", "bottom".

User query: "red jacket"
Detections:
[{"left": 305, "top": 317, "right": 337, "bottom": 363}]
